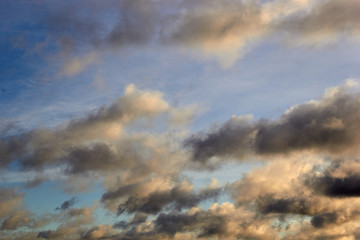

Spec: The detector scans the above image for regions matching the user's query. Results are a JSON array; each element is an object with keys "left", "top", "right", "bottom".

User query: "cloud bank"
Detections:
[{"left": 1, "top": 81, "right": 360, "bottom": 239}]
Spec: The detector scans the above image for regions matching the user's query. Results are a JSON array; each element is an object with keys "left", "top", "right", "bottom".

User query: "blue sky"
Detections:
[{"left": 1, "top": 0, "right": 360, "bottom": 239}]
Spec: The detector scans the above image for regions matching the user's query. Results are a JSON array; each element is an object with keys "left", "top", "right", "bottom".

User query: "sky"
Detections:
[{"left": 1, "top": 0, "right": 360, "bottom": 239}]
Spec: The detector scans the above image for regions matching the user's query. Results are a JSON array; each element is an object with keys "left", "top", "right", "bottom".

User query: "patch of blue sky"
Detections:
[
  {"left": 184, "top": 160, "right": 265, "bottom": 211},
  {"left": 184, "top": 161, "right": 263, "bottom": 189},
  {"left": 182, "top": 40, "right": 360, "bottom": 131}
]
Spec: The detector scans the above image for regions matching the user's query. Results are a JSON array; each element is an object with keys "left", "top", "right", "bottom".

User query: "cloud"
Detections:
[
  {"left": 114, "top": 202, "right": 278, "bottom": 239},
  {"left": 0, "top": 187, "right": 47, "bottom": 232},
  {"left": 311, "top": 212, "right": 338, "bottom": 228},
  {"left": 1, "top": 210, "right": 31, "bottom": 230},
  {"left": 4, "top": 82, "right": 360, "bottom": 239},
  {"left": 81, "top": 225, "right": 115, "bottom": 240},
  {"left": 37, "top": 230, "right": 54, "bottom": 239},
  {"left": 59, "top": 51, "right": 99, "bottom": 77},
  {"left": 0, "top": 84, "right": 202, "bottom": 238},
  {"left": 228, "top": 153, "right": 360, "bottom": 239},
  {"left": 35, "top": 205, "right": 96, "bottom": 240},
  {"left": 55, "top": 197, "right": 77, "bottom": 211},
  {"left": 186, "top": 81, "right": 360, "bottom": 164},
  {"left": 168, "top": 0, "right": 266, "bottom": 68},
  {"left": 115, "top": 183, "right": 222, "bottom": 215},
  {"left": 257, "top": 196, "right": 312, "bottom": 215},
  {"left": 0, "top": 187, "right": 24, "bottom": 220},
  {"left": 184, "top": 115, "right": 256, "bottom": 164},
  {"left": 305, "top": 159, "right": 360, "bottom": 198},
  {"left": 113, "top": 212, "right": 148, "bottom": 229},
  {"left": 274, "top": 0, "right": 360, "bottom": 46},
  {"left": 0, "top": 84, "right": 191, "bottom": 172},
  {"left": 307, "top": 174, "right": 360, "bottom": 197},
  {"left": 16, "top": 0, "right": 359, "bottom": 70}
]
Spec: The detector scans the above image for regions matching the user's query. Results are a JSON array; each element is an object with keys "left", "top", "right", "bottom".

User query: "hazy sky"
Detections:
[{"left": 1, "top": 0, "right": 360, "bottom": 239}]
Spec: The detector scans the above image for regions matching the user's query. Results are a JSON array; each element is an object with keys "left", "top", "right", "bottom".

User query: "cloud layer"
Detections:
[{"left": 9, "top": 0, "right": 360, "bottom": 71}]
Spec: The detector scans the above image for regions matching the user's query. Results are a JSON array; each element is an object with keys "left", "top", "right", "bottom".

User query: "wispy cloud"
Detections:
[{"left": 9, "top": 0, "right": 360, "bottom": 71}]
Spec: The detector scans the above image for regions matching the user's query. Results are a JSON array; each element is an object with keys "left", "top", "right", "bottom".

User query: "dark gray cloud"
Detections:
[
  {"left": 37, "top": 230, "right": 52, "bottom": 239},
  {"left": 114, "top": 204, "right": 278, "bottom": 240},
  {"left": 114, "top": 210, "right": 228, "bottom": 239},
  {"left": 154, "top": 211, "right": 225, "bottom": 237},
  {"left": 184, "top": 116, "right": 255, "bottom": 163},
  {"left": 311, "top": 212, "right": 338, "bottom": 228},
  {"left": 113, "top": 213, "right": 148, "bottom": 229},
  {"left": 65, "top": 143, "right": 116, "bottom": 174},
  {"left": 186, "top": 85, "right": 360, "bottom": 163},
  {"left": 257, "top": 196, "right": 312, "bottom": 215},
  {"left": 101, "top": 182, "right": 141, "bottom": 202},
  {"left": 113, "top": 220, "right": 129, "bottom": 229},
  {"left": 115, "top": 185, "right": 222, "bottom": 215},
  {"left": 55, "top": 197, "right": 77, "bottom": 211},
  {"left": 307, "top": 174, "right": 360, "bottom": 197}
]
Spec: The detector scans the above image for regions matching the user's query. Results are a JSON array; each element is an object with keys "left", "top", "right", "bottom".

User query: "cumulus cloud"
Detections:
[
  {"left": 0, "top": 84, "right": 202, "bottom": 239},
  {"left": 186, "top": 80, "right": 360, "bottom": 164},
  {"left": 0, "top": 84, "right": 192, "bottom": 172},
  {"left": 231, "top": 154, "right": 360, "bottom": 239},
  {"left": 4, "top": 81, "right": 360, "bottom": 239},
  {"left": 304, "top": 158, "right": 360, "bottom": 198}
]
